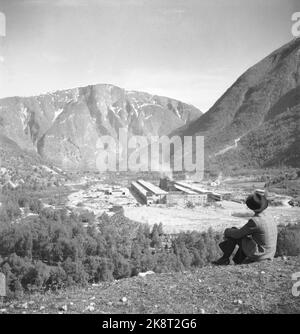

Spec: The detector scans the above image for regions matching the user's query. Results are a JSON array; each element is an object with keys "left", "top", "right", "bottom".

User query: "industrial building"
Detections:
[
  {"left": 165, "top": 181, "right": 207, "bottom": 206},
  {"left": 131, "top": 181, "right": 154, "bottom": 205},
  {"left": 166, "top": 191, "right": 207, "bottom": 207},
  {"left": 131, "top": 179, "right": 208, "bottom": 206},
  {"left": 137, "top": 179, "right": 168, "bottom": 204},
  {"left": 174, "top": 181, "right": 226, "bottom": 201},
  {"left": 131, "top": 179, "right": 168, "bottom": 205}
]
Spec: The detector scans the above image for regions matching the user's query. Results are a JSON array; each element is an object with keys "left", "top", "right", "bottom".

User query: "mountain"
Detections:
[
  {"left": 0, "top": 133, "right": 66, "bottom": 191},
  {"left": 0, "top": 84, "right": 202, "bottom": 170},
  {"left": 175, "top": 38, "right": 300, "bottom": 170}
]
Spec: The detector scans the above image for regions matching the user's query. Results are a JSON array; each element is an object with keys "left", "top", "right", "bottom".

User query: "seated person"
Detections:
[{"left": 212, "top": 192, "right": 278, "bottom": 265}]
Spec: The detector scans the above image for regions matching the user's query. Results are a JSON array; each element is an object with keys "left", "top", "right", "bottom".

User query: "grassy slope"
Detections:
[{"left": 1, "top": 257, "right": 300, "bottom": 314}]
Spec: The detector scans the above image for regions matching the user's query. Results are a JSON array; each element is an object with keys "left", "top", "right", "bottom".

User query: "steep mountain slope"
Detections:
[
  {"left": 0, "top": 89, "right": 78, "bottom": 152},
  {"left": 176, "top": 38, "right": 300, "bottom": 169},
  {"left": 0, "top": 134, "right": 66, "bottom": 190},
  {"left": 0, "top": 84, "right": 201, "bottom": 170}
]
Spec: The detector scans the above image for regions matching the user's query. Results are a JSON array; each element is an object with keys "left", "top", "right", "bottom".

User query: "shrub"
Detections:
[
  {"left": 276, "top": 223, "right": 300, "bottom": 256},
  {"left": 185, "top": 201, "right": 195, "bottom": 209}
]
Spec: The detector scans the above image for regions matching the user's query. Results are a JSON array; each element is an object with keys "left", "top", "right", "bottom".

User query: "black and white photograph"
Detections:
[{"left": 0, "top": 0, "right": 299, "bottom": 319}]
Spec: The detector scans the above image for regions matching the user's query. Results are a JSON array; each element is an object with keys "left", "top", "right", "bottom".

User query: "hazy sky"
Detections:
[{"left": 0, "top": 0, "right": 298, "bottom": 111}]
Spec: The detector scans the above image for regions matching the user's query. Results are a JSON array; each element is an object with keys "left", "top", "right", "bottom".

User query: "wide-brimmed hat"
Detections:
[{"left": 246, "top": 192, "right": 268, "bottom": 213}]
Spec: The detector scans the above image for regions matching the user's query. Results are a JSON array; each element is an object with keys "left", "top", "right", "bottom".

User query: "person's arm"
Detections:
[{"left": 224, "top": 219, "right": 257, "bottom": 239}]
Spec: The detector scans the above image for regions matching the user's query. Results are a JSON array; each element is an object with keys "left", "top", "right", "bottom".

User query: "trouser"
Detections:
[{"left": 219, "top": 238, "right": 247, "bottom": 264}]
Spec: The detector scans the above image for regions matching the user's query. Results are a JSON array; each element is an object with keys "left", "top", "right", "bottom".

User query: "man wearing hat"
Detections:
[{"left": 213, "top": 192, "right": 278, "bottom": 265}]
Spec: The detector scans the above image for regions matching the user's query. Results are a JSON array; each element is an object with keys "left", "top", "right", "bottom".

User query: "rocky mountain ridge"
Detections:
[
  {"left": 0, "top": 84, "right": 202, "bottom": 170},
  {"left": 174, "top": 38, "right": 300, "bottom": 170}
]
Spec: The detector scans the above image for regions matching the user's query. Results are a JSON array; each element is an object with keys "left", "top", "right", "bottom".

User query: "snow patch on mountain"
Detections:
[
  {"left": 215, "top": 137, "right": 241, "bottom": 156},
  {"left": 19, "top": 106, "right": 29, "bottom": 130},
  {"left": 53, "top": 108, "right": 64, "bottom": 122}
]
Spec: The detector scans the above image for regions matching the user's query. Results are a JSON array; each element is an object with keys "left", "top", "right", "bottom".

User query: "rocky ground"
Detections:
[{"left": 1, "top": 257, "right": 299, "bottom": 314}]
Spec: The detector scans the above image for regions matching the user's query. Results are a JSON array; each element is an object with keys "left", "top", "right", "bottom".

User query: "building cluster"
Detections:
[{"left": 130, "top": 178, "right": 230, "bottom": 207}]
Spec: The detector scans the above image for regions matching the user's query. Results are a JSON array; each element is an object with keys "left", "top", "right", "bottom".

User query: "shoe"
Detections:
[{"left": 212, "top": 257, "right": 230, "bottom": 266}]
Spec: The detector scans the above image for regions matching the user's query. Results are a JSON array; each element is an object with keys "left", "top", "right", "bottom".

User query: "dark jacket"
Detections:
[{"left": 224, "top": 212, "right": 278, "bottom": 261}]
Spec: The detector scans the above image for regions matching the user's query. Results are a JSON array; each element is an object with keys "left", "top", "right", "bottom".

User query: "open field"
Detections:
[{"left": 124, "top": 202, "right": 300, "bottom": 233}]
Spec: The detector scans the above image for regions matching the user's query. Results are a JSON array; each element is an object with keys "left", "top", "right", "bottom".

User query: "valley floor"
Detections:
[
  {"left": 63, "top": 175, "right": 300, "bottom": 234},
  {"left": 1, "top": 257, "right": 299, "bottom": 314},
  {"left": 124, "top": 202, "right": 300, "bottom": 233}
]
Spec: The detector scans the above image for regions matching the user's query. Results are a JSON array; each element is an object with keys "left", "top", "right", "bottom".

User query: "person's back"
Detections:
[
  {"left": 212, "top": 191, "right": 278, "bottom": 265},
  {"left": 248, "top": 212, "right": 278, "bottom": 261}
]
